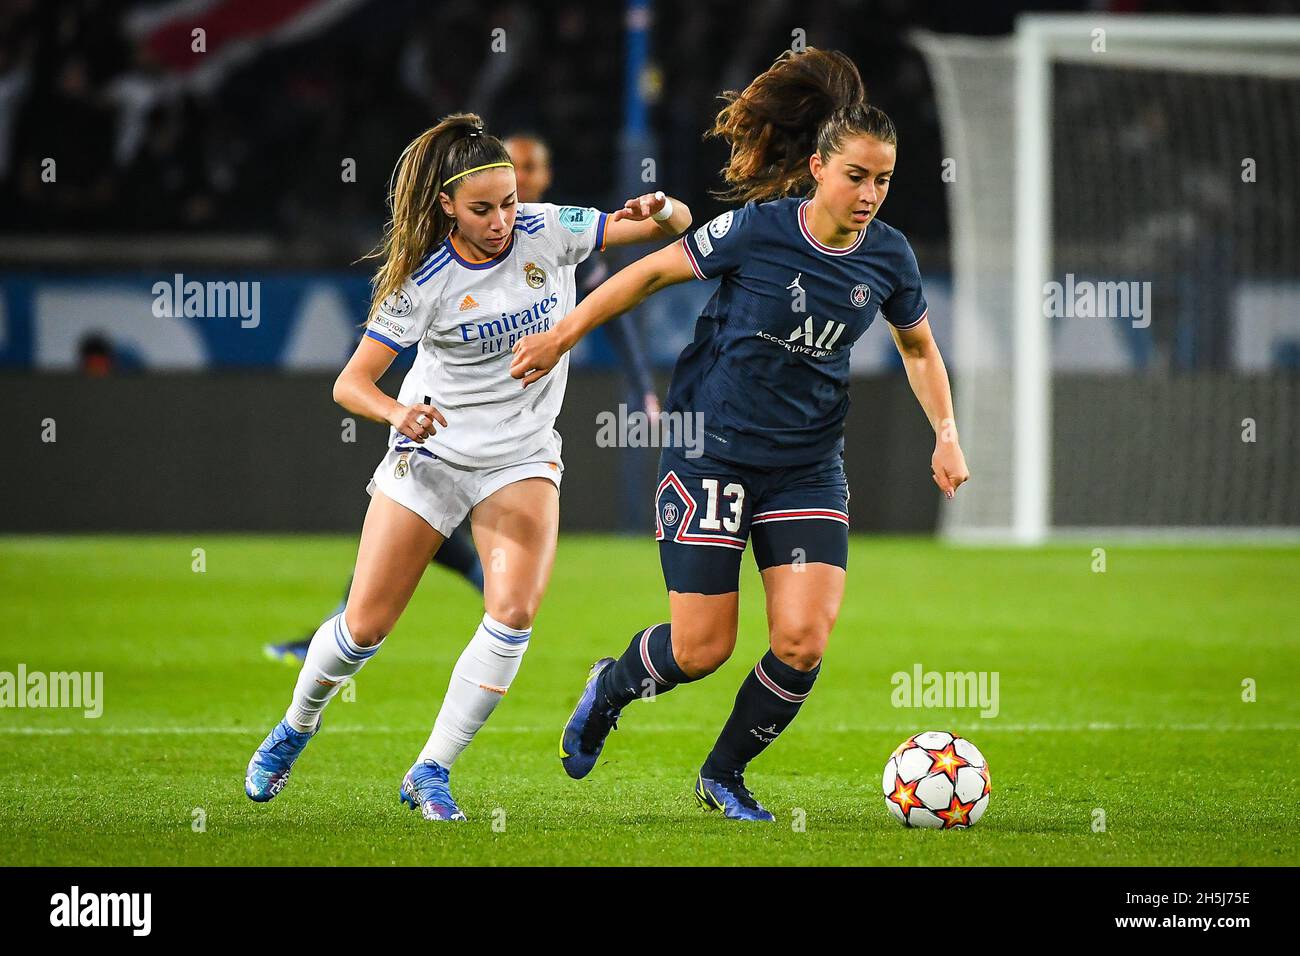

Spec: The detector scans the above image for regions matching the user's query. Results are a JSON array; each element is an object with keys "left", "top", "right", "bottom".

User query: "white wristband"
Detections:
[{"left": 651, "top": 192, "right": 673, "bottom": 222}]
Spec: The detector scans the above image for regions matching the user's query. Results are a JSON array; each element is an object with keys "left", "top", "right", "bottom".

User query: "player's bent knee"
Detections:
[
  {"left": 343, "top": 609, "right": 392, "bottom": 648},
  {"left": 769, "top": 621, "right": 830, "bottom": 671},
  {"left": 483, "top": 601, "right": 537, "bottom": 632},
  {"left": 673, "top": 635, "right": 734, "bottom": 678},
  {"left": 773, "top": 645, "right": 824, "bottom": 672}
]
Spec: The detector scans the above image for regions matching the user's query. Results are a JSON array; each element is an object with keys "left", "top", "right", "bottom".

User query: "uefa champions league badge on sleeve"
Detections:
[
  {"left": 557, "top": 206, "right": 596, "bottom": 233},
  {"left": 380, "top": 289, "right": 413, "bottom": 318},
  {"left": 708, "top": 210, "right": 733, "bottom": 239}
]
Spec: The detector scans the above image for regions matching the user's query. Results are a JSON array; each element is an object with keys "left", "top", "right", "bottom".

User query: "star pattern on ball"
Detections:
[
  {"left": 937, "top": 794, "right": 976, "bottom": 829},
  {"left": 888, "top": 777, "right": 922, "bottom": 815},
  {"left": 890, "top": 736, "right": 918, "bottom": 763},
  {"left": 925, "top": 742, "right": 969, "bottom": 783}
]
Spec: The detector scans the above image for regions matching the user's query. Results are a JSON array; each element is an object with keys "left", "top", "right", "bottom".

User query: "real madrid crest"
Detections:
[
  {"left": 524, "top": 261, "right": 546, "bottom": 289},
  {"left": 394, "top": 451, "right": 411, "bottom": 479}
]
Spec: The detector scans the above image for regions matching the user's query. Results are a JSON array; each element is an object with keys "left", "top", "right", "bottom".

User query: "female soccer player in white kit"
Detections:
[{"left": 244, "top": 112, "right": 691, "bottom": 819}]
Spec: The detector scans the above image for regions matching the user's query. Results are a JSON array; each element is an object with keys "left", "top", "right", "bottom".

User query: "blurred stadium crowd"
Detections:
[
  {"left": 0, "top": 1, "right": 1083, "bottom": 255},
  {"left": 2, "top": 0, "right": 1281, "bottom": 264}
]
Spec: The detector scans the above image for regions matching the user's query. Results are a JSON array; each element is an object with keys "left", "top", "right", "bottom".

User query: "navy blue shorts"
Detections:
[{"left": 654, "top": 445, "right": 849, "bottom": 595}]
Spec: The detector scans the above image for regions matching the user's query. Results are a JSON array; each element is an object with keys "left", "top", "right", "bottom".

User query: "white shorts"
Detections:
[{"left": 367, "top": 431, "right": 564, "bottom": 537}]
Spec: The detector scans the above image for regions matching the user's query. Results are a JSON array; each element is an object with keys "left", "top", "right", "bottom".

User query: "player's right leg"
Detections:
[
  {"left": 561, "top": 451, "right": 747, "bottom": 780},
  {"left": 245, "top": 489, "right": 443, "bottom": 802}
]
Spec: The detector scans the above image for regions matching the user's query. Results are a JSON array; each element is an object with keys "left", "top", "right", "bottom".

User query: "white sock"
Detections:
[
  {"left": 418, "top": 613, "right": 531, "bottom": 767},
  {"left": 285, "top": 612, "right": 382, "bottom": 733}
]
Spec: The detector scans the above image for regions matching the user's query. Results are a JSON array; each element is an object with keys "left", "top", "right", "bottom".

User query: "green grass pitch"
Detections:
[{"left": 1, "top": 534, "right": 1296, "bottom": 866}]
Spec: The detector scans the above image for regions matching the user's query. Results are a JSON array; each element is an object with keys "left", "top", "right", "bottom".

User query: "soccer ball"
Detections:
[{"left": 882, "top": 731, "right": 990, "bottom": 829}]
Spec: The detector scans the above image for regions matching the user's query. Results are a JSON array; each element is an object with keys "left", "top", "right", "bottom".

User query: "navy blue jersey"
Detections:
[{"left": 670, "top": 197, "right": 928, "bottom": 467}]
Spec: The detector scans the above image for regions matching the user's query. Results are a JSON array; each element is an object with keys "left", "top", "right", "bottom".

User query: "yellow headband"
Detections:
[{"left": 442, "top": 162, "right": 514, "bottom": 188}]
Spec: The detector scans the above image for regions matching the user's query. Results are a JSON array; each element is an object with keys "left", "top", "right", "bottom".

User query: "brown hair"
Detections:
[
  {"left": 708, "top": 48, "right": 897, "bottom": 204},
  {"left": 365, "top": 113, "right": 512, "bottom": 320}
]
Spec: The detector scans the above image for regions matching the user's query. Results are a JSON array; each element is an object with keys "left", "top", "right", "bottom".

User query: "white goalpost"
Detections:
[{"left": 914, "top": 15, "right": 1300, "bottom": 544}]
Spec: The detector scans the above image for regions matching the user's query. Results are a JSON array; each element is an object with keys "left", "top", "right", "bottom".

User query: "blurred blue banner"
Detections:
[{"left": 0, "top": 270, "right": 963, "bottom": 373}]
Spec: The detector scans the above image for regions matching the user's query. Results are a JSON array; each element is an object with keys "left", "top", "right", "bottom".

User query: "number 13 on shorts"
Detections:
[
  {"left": 655, "top": 470, "right": 749, "bottom": 550},
  {"left": 699, "top": 478, "right": 745, "bottom": 533}
]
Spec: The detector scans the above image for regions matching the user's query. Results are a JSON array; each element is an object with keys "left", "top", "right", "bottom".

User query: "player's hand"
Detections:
[
  {"left": 610, "top": 190, "right": 667, "bottom": 223},
  {"left": 510, "top": 330, "right": 566, "bottom": 387},
  {"left": 643, "top": 391, "right": 661, "bottom": 418},
  {"left": 932, "top": 435, "right": 970, "bottom": 499},
  {"left": 388, "top": 402, "right": 446, "bottom": 443}
]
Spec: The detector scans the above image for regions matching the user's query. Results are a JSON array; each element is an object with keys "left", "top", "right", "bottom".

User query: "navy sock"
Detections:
[
  {"left": 433, "top": 526, "right": 485, "bottom": 592},
  {"left": 701, "top": 650, "right": 819, "bottom": 778},
  {"left": 597, "top": 624, "right": 692, "bottom": 708}
]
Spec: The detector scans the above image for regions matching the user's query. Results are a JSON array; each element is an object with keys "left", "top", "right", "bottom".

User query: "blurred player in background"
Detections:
[
  {"left": 263, "top": 131, "right": 659, "bottom": 664},
  {"left": 512, "top": 50, "right": 969, "bottom": 820},
  {"left": 245, "top": 113, "right": 691, "bottom": 820}
]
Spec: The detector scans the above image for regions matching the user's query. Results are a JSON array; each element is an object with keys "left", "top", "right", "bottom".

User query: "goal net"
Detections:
[{"left": 914, "top": 16, "right": 1300, "bottom": 542}]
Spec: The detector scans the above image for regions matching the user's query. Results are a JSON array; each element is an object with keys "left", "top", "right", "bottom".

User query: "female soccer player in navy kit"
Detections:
[{"left": 511, "top": 49, "right": 970, "bottom": 820}]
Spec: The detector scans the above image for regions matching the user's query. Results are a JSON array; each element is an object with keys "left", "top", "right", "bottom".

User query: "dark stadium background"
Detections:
[{"left": 0, "top": 0, "right": 1286, "bottom": 533}]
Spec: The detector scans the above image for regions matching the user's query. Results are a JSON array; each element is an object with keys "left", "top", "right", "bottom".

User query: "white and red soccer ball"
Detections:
[{"left": 882, "top": 731, "right": 990, "bottom": 829}]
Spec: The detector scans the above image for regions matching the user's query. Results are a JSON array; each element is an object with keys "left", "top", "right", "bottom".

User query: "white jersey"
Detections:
[{"left": 364, "top": 202, "right": 608, "bottom": 468}]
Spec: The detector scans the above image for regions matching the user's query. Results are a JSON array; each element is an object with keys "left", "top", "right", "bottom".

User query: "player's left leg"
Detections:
[
  {"left": 695, "top": 464, "right": 849, "bottom": 821},
  {"left": 404, "top": 475, "right": 559, "bottom": 818},
  {"left": 702, "top": 562, "right": 843, "bottom": 766}
]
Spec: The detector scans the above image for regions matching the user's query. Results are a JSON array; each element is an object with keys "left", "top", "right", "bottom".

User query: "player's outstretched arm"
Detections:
[
  {"left": 889, "top": 319, "right": 970, "bottom": 499},
  {"left": 510, "top": 240, "right": 696, "bottom": 387},
  {"left": 602, "top": 190, "right": 692, "bottom": 246},
  {"left": 333, "top": 336, "right": 447, "bottom": 443}
]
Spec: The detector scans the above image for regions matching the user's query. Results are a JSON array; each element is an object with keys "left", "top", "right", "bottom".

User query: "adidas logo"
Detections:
[{"left": 458, "top": 295, "right": 478, "bottom": 311}]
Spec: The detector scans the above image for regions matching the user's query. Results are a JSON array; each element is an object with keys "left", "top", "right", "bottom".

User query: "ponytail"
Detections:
[
  {"left": 708, "top": 48, "right": 897, "bottom": 204},
  {"left": 365, "top": 113, "right": 512, "bottom": 320}
]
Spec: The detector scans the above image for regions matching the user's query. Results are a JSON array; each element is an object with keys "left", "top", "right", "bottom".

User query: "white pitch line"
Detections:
[{"left": 1, "top": 722, "right": 1297, "bottom": 736}]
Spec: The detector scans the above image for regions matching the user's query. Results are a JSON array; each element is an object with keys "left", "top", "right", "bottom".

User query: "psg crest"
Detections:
[
  {"left": 661, "top": 501, "right": 679, "bottom": 527},
  {"left": 850, "top": 284, "right": 872, "bottom": 308}
]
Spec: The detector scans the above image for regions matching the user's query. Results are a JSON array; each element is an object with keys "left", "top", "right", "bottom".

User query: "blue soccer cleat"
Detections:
[
  {"left": 694, "top": 771, "right": 776, "bottom": 822},
  {"left": 245, "top": 718, "right": 317, "bottom": 802},
  {"left": 400, "top": 759, "right": 466, "bottom": 821},
  {"left": 559, "top": 657, "right": 621, "bottom": 780},
  {"left": 263, "top": 638, "right": 310, "bottom": 665}
]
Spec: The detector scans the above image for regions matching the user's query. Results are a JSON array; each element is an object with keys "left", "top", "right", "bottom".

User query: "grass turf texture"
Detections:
[{"left": 0, "top": 535, "right": 1296, "bottom": 867}]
